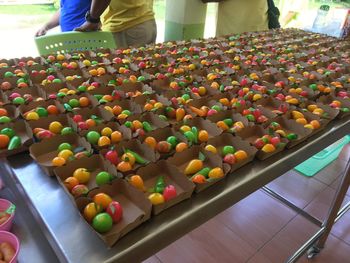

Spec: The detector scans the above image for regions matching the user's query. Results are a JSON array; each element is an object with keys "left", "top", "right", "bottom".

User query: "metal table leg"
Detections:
[
  {"left": 286, "top": 145, "right": 350, "bottom": 262},
  {"left": 307, "top": 154, "right": 350, "bottom": 259}
]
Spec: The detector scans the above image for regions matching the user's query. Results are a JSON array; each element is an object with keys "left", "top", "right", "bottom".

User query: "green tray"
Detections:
[
  {"left": 294, "top": 135, "right": 350, "bottom": 177},
  {"left": 35, "top": 31, "right": 116, "bottom": 56}
]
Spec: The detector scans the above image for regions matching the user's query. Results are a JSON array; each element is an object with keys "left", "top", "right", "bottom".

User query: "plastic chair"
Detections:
[{"left": 35, "top": 31, "right": 117, "bottom": 56}]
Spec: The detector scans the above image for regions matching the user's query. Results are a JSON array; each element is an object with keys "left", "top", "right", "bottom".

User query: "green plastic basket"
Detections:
[
  {"left": 35, "top": 31, "right": 117, "bottom": 56},
  {"left": 294, "top": 135, "right": 350, "bottom": 177}
]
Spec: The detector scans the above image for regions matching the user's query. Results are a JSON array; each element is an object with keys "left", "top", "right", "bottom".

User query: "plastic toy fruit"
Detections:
[
  {"left": 73, "top": 168, "right": 90, "bottom": 184},
  {"left": 106, "top": 201, "right": 123, "bottom": 223},
  {"left": 92, "top": 212, "right": 113, "bottom": 233}
]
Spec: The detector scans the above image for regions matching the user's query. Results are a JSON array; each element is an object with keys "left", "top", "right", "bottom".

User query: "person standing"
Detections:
[
  {"left": 35, "top": 0, "right": 91, "bottom": 36},
  {"left": 216, "top": 0, "right": 269, "bottom": 36},
  {"left": 76, "top": 0, "right": 157, "bottom": 48}
]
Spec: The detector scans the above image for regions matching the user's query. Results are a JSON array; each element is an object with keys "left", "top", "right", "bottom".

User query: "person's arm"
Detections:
[
  {"left": 35, "top": 9, "right": 61, "bottom": 37},
  {"left": 74, "top": 0, "right": 111, "bottom": 32}
]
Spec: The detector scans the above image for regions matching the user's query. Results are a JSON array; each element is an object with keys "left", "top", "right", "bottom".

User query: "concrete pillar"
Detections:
[{"left": 164, "top": 0, "right": 207, "bottom": 41}]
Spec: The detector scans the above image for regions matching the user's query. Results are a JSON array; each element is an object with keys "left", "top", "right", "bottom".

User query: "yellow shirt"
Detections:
[
  {"left": 101, "top": 0, "right": 154, "bottom": 33},
  {"left": 216, "top": 0, "right": 268, "bottom": 36}
]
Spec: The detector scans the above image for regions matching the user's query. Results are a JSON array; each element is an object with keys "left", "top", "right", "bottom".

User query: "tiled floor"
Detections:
[{"left": 143, "top": 154, "right": 350, "bottom": 263}]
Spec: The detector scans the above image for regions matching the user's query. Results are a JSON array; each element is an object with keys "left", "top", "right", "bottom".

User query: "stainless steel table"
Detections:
[
  {"left": 2, "top": 116, "right": 350, "bottom": 263},
  {"left": 0, "top": 170, "right": 59, "bottom": 263}
]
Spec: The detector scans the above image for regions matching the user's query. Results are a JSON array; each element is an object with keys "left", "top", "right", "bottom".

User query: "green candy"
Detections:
[
  {"left": 246, "top": 114, "right": 255, "bottom": 122},
  {"left": 0, "top": 116, "right": 11, "bottom": 124},
  {"left": 286, "top": 133, "right": 298, "bottom": 140},
  {"left": 223, "top": 118, "right": 233, "bottom": 127},
  {"left": 96, "top": 171, "right": 112, "bottom": 186},
  {"left": 222, "top": 145, "right": 235, "bottom": 155},
  {"left": 13, "top": 97, "right": 25, "bottom": 105},
  {"left": 121, "top": 110, "right": 131, "bottom": 116},
  {"left": 58, "top": 143, "right": 72, "bottom": 152},
  {"left": 61, "top": 127, "right": 74, "bottom": 135},
  {"left": 68, "top": 99, "right": 79, "bottom": 108},
  {"left": 142, "top": 121, "right": 152, "bottom": 132},
  {"left": 0, "top": 128, "right": 15, "bottom": 139},
  {"left": 8, "top": 136, "right": 21, "bottom": 150},
  {"left": 166, "top": 136, "right": 178, "bottom": 148},
  {"left": 36, "top": 107, "right": 48, "bottom": 117}
]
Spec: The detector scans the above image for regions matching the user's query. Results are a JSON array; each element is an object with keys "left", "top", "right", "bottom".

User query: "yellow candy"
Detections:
[
  {"left": 253, "top": 94, "right": 262, "bottom": 101},
  {"left": 276, "top": 129, "right": 286, "bottom": 137},
  {"left": 204, "top": 144, "right": 217, "bottom": 154}
]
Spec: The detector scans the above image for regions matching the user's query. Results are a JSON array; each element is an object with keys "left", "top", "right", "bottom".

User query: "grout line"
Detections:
[
  {"left": 331, "top": 233, "right": 350, "bottom": 247},
  {"left": 245, "top": 212, "right": 300, "bottom": 263}
]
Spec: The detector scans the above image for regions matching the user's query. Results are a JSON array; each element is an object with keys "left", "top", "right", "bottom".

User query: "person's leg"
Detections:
[{"left": 113, "top": 19, "right": 157, "bottom": 49}]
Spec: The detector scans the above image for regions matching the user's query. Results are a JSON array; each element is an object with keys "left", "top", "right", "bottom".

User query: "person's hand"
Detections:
[
  {"left": 35, "top": 25, "right": 49, "bottom": 37},
  {"left": 74, "top": 21, "right": 101, "bottom": 32}
]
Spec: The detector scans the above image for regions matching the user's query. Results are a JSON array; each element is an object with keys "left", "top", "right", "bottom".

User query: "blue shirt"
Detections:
[{"left": 60, "top": 0, "right": 91, "bottom": 32}]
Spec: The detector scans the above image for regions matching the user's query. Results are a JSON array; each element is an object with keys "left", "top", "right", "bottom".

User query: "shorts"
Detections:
[{"left": 113, "top": 19, "right": 157, "bottom": 48}]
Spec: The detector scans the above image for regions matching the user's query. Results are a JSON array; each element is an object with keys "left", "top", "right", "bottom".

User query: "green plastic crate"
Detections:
[
  {"left": 294, "top": 135, "right": 350, "bottom": 177},
  {"left": 35, "top": 31, "right": 117, "bottom": 56}
]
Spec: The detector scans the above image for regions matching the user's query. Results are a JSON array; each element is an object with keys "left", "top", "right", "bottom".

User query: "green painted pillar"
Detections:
[{"left": 164, "top": 0, "right": 207, "bottom": 41}]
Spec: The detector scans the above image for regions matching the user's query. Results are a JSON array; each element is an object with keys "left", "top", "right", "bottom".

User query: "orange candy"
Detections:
[
  {"left": 310, "top": 120, "right": 320, "bottom": 129},
  {"left": 117, "top": 161, "right": 133, "bottom": 172},
  {"left": 216, "top": 121, "right": 229, "bottom": 131},
  {"left": 198, "top": 130, "right": 209, "bottom": 142},
  {"left": 0, "top": 108, "right": 8, "bottom": 117},
  {"left": 175, "top": 142, "right": 188, "bottom": 153},
  {"left": 129, "top": 175, "right": 145, "bottom": 191},
  {"left": 98, "top": 136, "right": 111, "bottom": 147},
  {"left": 93, "top": 193, "right": 113, "bottom": 209},
  {"left": 110, "top": 131, "right": 122, "bottom": 143},
  {"left": 296, "top": 118, "right": 307, "bottom": 125},
  {"left": 0, "top": 134, "right": 10, "bottom": 149},
  {"left": 144, "top": 136, "right": 157, "bottom": 149},
  {"left": 52, "top": 157, "right": 66, "bottom": 166},
  {"left": 47, "top": 105, "right": 59, "bottom": 115},
  {"left": 192, "top": 174, "right": 206, "bottom": 184},
  {"left": 234, "top": 150, "right": 248, "bottom": 161},
  {"left": 64, "top": 177, "right": 79, "bottom": 191},
  {"left": 79, "top": 97, "right": 90, "bottom": 107},
  {"left": 112, "top": 105, "right": 122, "bottom": 116},
  {"left": 85, "top": 119, "right": 96, "bottom": 128}
]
